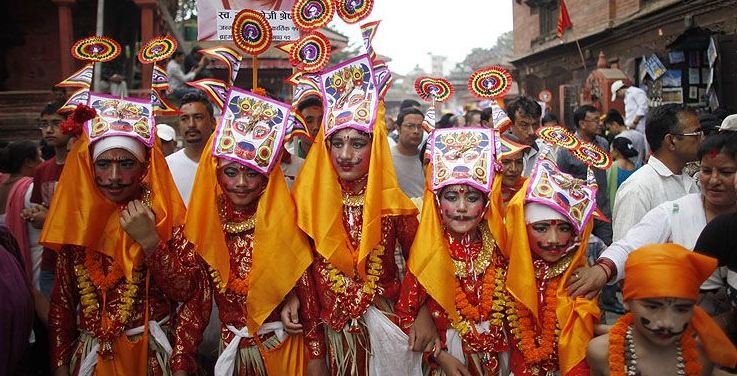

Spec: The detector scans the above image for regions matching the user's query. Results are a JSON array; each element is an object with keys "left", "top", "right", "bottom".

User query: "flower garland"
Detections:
[
  {"left": 608, "top": 313, "right": 702, "bottom": 376},
  {"left": 74, "top": 253, "right": 142, "bottom": 357},
  {"left": 85, "top": 251, "right": 124, "bottom": 292},
  {"left": 323, "top": 245, "right": 385, "bottom": 322},
  {"left": 227, "top": 274, "right": 250, "bottom": 296},
  {"left": 448, "top": 225, "right": 507, "bottom": 353},
  {"left": 507, "top": 278, "right": 560, "bottom": 365}
]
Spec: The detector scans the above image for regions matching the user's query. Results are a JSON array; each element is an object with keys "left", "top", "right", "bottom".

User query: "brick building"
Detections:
[{"left": 511, "top": 0, "right": 737, "bottom": 127}]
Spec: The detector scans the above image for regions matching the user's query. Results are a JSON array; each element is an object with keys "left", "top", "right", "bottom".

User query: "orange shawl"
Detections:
[
  {"left": 184, "top": 135, "right": 313, "bottom": 331},
  {"left": 292, "top": 102, "right": 417, "bottom": 279},
  {"left": 40, "top": 134, "right": 186, "bottom": 280},
  {"left": 505, "top": 179, "right": 600, "bottom": 374}
]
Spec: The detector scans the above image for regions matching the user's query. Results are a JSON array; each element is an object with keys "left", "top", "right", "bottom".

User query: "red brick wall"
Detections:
[
  {"left": 2, "top": 2, "right": 62, "bottom": 91},
  {"left": 513, "top": 0, "right": 678, "bottom": 60}
]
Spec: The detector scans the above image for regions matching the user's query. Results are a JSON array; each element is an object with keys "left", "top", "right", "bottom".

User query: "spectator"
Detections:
[
  {"left": 166, "top": 50, "right": 205, "bottom": 100},
  {"left": 39, "top": 139, "right": 55, "bottom": 161},
  {"left": 22, "top": 101, "right": 70, "bottom": 298},
  {"left": 568, "top": 131, "right": 736, "bottom": 298},
  {"left": 610, "top": 105, "right": 702, "bottom": 242},
  {"left": 184, "top": 46, "right": 213, "bottom": 80},
  {"left": 399, "top": 98, "right": 422, "bottom": 111},
  {"left": 156, "top": 123, "right": 177, "bottom": 157},
  {"left": 480, "top": 107, "right": 493, "bottom": 128},
  {"left": 603, "top": 109, "right": 647, "bottom": 165},
  {"left": 391, "top": 107, "right": 425, "bottom": 198},
  {"left": 605, "top": 137, "right": 639, "bottom": 209},
  {"left": 698, "top": 113, "right": 722, "bottom": 137},
  {"left": 166, "top": 91, "right": 216, "bottom": 205},
  {"left": 542, "top": 112, "right": 559, "bottom": 127},
  {"left": 464, "top": 109, "right": 482, "bottom": 127},
  {"left": 283, "top": 96, "right": 323, "bottom": 186},
  {"left": 0, "top": 141, "right": 42, "bottom": 285},
  {"left": 437, "top": 113, "right": 454, "bottom": 129},
  {"left": 0, "top": 231, "right": 33, "bottom": 376},
  {"left": 611, "top": 80, "right": 649, "bottom": 133},
  {"left": 503, "top": 96, "right": 543, "bottom": 176},
  {"left": 557, "top": 105, "right": 612, "bottom": 245}
]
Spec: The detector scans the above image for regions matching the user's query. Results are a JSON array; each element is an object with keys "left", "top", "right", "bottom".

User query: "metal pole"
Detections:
[{"left": 93, "top": 0, "right": 105, "bottom": 91}]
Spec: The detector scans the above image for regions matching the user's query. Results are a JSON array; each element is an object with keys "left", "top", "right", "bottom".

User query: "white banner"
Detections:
[{"left": 197, "top": 0, "right": 298, "bottom": 42}]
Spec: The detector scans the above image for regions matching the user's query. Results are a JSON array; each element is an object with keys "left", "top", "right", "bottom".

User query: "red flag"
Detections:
[{"left": 557, "top": 0, "right": 573, "bottom": 38}]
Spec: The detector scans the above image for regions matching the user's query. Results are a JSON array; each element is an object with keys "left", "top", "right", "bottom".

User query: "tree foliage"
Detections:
[{"left": 455, "top": 31, "right": 513, "bottom": 72}]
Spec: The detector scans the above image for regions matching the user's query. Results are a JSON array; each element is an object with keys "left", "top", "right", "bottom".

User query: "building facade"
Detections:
[{"left": 511, "top": 0, "right": 737, "bottom": 126}]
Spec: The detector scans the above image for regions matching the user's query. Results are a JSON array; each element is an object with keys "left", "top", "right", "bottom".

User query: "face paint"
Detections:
[
  {"left": 216, "top": 161, "right": 268, "bottom": 211},
  {"left": 526, "top": 219, "right": 575, "bottom": 263},
  {"left": 438, "top": 184, "right": 487, "bottom": 236},
  {"left": 93, "top": 148, "right": 147, "bottom": 203},
  {"left": 628, "top": 298, "right": 694, "bottom": 347},
  {"left": 328, "top": 128, "right": 372, "bottom": 184}
]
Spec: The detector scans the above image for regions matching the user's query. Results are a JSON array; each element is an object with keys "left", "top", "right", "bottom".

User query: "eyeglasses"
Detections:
[
  {"left": 401, "top": 123, "right": 423, "bottom": 131},
  {"left": 38, "top": 120, "right": 62, "bottom": 130},
  {"left": 670, "top": 130, "right": 704, "bottom": 138}
]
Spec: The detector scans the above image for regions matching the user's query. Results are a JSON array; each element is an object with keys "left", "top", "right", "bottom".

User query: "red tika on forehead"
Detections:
[{"left": 708, "top": 149, "right": 720, "bottom": 159}]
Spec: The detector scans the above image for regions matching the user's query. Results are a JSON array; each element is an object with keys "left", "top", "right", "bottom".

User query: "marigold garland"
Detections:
[
  {"left": 85, "top": 251, "right": 124, "bottom": 292},
  {"left": 227, "top": 274, "right": 250, "bottom": 296},
  {"left": 74, "top": 253, "right": 142, "bottom": 356},
  {"left": 448, "top": 227, "right": 507, "bottom": 353},
  {"left": 507, "top": 278, "right": 560, "bottom": 365},
  {"left": 608, "top": 313, "right": 702, "bottom": 376}
]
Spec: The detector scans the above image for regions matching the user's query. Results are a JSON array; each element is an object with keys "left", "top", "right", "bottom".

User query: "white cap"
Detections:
[
  {"left": 92, "top": 136, "right": 146, "bottom": 162},
  {"left": 610, "top": 80, "right": 626, "bottom": 102},
  {"left": 524, "top": 202, "right": 568, "bottom": 224},
  {"left": 156, "top": 123, "right": 176, "bottom": 142},
  {"left": 719, "top": 114, "right": 737, "bottom": 132}
]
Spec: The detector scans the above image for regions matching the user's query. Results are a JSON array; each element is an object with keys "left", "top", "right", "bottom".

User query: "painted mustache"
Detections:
[
  {"left": 641, "top": 318, "right": 688, "bottom": 337},
  {"left": 450, "top": 215, "right": 478, "bottom": 222}
]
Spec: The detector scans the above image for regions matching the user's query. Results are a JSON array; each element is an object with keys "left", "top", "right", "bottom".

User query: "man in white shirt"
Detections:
[
  {"left": 611, "top": 80, "right": 649, "bottom": 133},
  {"left": 166, "top": 91, "right": 215, "bottom": 205},
  {"left": 166, "top": 51, "right": 204, "bottom": 100},
  {"left": 390, "top": 107, "right": 425, "bottom": 198},
  {"left": 567, "top": 104, "right": 703, "bottom": 298},
  {"left": 603, "top": 109, "right": 647, "bottom": 165},
  {"left": 502, "top": 96, "right": 543, "bottom": 177}
]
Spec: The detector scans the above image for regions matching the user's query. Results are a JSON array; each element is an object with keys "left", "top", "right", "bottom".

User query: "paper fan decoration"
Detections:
[
  {"left": 138, "top": 35, "right": 177, "bottom": 63},
  {"left": 536, "top": 125, "right": 580, "bottom": 150},
  {"left": 468, "top": 66, "right": 513, "bottom": 99},
  {"left": 293, "top": 0, "right": 334, "bottom": 32},
  {"left": 186, "top": 79, "right": 229, "bottom": 110},
  {"left": 414, "top": 76, "right": 454, "bottom": 102},
  {"left": 232, "top": 9, "right": 272, "bottom": 56},
  {"left": 573, "top": 141, "right": 612, "bottom": 169},
  {"left": 56, "top": 63, "right": 93, "bottom": 89},
  {"left": 336, "top": 0, "right": 374, "bottom": 24},
  {"left": 150, "top": 89, "right": 179, "bottom": 116},
  {"left": 71, "top": 36, "right": 121, "bottom": 62},
  {"left": 290, "top": 32, "right": 331, "bottom": 73}
]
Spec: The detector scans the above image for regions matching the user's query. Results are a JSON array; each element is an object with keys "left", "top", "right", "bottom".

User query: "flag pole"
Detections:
[{"left": 571, "top": 29, "right": 588, "bottom": 71}]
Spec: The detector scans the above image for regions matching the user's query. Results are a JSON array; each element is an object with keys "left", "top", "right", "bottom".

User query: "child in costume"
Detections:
[
  {"left": 587, "top": 244, "right": 737, "bottom": 375},
  {"left": 504, "top": 145, "right": 601, "bottom": 375},
  {"left": 44, "top": 94, "right": 210, "bottom": 375},
  {"left": 158, "top": 87, "right": 326, "bottom": 375},
  {"left": 291, "top": 55, "right": 436, "bottom": 375},
  {"left": 396, "top": 127, "right": 510, "bottom": 376}
]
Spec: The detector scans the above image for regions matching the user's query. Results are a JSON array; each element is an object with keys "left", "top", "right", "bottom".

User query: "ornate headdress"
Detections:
[{"left": 429, "top": 128, "right": 496, "bottom": 193}]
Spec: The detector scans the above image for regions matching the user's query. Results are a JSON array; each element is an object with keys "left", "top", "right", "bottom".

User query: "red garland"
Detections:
[{"left": 61, "top": 103, "right": 97, "bottom": 136}]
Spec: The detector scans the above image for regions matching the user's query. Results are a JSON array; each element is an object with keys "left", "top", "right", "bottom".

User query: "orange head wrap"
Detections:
[{"left": 623, "top": 243, "right": 737, "bottom": 367}]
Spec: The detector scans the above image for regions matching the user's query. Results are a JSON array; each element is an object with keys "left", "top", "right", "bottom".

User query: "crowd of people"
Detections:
[{"left": 1, "top": 57, "right": 737, "bottom": 376}]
